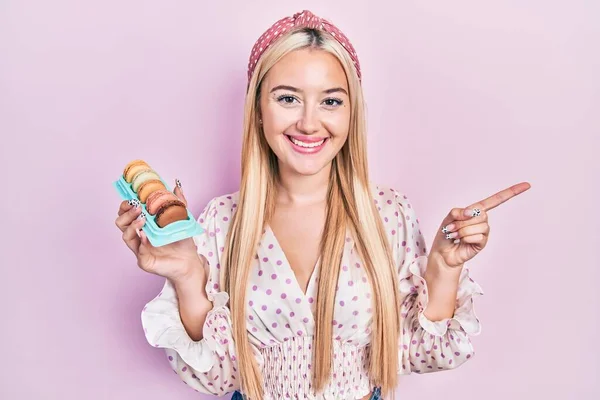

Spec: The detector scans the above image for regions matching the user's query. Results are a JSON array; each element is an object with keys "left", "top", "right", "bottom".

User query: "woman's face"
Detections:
[{"left": 259, "top": 48, "right": 351, "bottom": 177}]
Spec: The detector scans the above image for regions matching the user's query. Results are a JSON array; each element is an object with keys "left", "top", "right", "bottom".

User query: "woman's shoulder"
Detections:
[
  {"left": 370, "top": 183, "right": 426, "bottom": 257},
  {"left": 370, "top": 182, "right": 415, "bottom": 219},
  {"left": 199, "top": 190, "right": 240, "bottom": 215},
  {"left": 196, "top": 190, "right": 240, "bottom": 229}
]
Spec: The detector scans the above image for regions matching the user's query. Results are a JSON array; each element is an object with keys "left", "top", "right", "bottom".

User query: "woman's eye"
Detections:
[
  {"left": 323, "top": 98, "right": 343, "bottom": 107},
  {"left": 277, "top": 96, "right": 297, "bottom": 104}
]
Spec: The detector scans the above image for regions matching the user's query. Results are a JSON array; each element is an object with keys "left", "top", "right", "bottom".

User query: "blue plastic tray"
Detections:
[{"left": 113, "top": 175, "right": 204, "bottom": 247}]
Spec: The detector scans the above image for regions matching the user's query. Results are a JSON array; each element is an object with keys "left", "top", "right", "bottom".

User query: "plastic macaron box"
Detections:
[{"left": 113, "top": 159, "right": 204, "bottom": 247}]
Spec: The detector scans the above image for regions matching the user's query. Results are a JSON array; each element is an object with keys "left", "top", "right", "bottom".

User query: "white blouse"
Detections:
[{"left": 141, "top": 184, "right": 484, "bottom": 399}]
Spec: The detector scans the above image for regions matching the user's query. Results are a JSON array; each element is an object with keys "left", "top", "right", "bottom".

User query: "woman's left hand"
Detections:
[{"left": 429, "top": 182, "right": 531, "bottom": 268}]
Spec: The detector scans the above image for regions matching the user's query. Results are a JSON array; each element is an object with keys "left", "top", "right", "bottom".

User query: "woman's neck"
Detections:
[{"left": 276, "top": 162, "right": 331, "bottom": 206}]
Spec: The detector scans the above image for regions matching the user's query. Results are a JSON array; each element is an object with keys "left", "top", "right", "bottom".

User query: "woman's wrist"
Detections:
[
  {"left": 172, "top": 262, "right": 209, "bottom": 303},
  {"left": 422, "top": 252, "right": 462, "bottom": 321},
  {"left": 169, "top": 253, "right": 205, "bottom": 285},
  {"left": 171, "top": 255, "right": 213, "bottom": 341}
]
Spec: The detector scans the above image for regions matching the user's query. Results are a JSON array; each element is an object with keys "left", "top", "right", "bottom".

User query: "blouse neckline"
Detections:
[{"left": 263, "top": 223, "right": 320, "bottom": 298}]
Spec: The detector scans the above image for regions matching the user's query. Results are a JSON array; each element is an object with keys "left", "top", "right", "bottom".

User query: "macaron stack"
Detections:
[{"left": 122, "top": 159, "right": 189, "bottom": 228}]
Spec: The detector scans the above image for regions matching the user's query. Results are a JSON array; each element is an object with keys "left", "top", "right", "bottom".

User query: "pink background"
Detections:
[{"left": 1, "top": 0, "right": 598, "bottom": 399}]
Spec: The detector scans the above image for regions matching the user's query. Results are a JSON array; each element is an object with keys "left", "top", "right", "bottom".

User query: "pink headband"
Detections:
[{"left": 247, "top": 10, "right": 362, "bottom": 83}]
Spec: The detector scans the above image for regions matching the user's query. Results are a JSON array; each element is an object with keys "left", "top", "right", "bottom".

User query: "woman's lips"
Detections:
[{"left": 285, "top": 134, "right": 329, "bottom": 154}]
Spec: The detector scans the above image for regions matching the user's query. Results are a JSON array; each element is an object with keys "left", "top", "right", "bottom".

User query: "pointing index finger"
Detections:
[{"left": 469, "top": 182, "right": 531, "bottom": 212}]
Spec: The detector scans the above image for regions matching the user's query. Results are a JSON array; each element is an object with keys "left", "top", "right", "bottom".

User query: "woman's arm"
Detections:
[
  {"left": 422, "top": 253, "right": 462, "bottom": 321},
  {"left": 383, "top": 187, "right": 483, "bottom": 374},
  {"left": 171, "top": 256, "right": 213, "bottom": 341},
  {"left": 141, "top": 194, "right": 244, "bottom": 396}
]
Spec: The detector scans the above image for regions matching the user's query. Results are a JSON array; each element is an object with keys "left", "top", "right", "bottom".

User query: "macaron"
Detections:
[
  {"left": 137, "top": 179, "right": 167, "bottom": 203},
  {"left": 123, "top": 160, "right": 151, "bottom": 183},
  {"left": 131, "top": 169, "right": 162, "bottom": 192},
  {"left": 154, "top": 201, "right": 188, "bottom": 228},
  {"left": 145, "top": 189, "right": 180, "bottom": 215}
]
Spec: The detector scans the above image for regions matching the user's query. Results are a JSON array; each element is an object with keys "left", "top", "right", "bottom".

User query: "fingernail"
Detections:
[
  {"left": 442, "top": 224, "right": 455, "bottom": 234},
  {"left": 453, "top": 239, "right": 460, "bottom": 244},
  {"left": 175, "top": 179, "right": 182, "bottom": 188},
  {"left": 445, "top": 232, "right": 458, "bottom": 239},
  {"left": 137, "top": 211, "right": 146, "bottom": 220},
  {"left": 136, "top": 229, "right": 141, "bottom": 238},
  {"left": 129, "top": 198, "right": 141, "bottom": 209},
  {"left": 464, "top": 208, "right": 481, "bottom": 217}
]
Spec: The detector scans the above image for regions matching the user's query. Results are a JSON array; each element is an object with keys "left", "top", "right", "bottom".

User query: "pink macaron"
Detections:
[{"left": 145, "top": 189, "right": 181, "bottom": 215}]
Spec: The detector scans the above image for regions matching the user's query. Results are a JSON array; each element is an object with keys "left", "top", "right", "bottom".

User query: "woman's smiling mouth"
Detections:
[{"left": 285, "top": 134, "right": 329, "bottom": 154}]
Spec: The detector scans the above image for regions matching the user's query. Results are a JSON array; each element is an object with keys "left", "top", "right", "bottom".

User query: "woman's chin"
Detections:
[{"left": 284, "top": 158, "right": 332, "bottom": 177}]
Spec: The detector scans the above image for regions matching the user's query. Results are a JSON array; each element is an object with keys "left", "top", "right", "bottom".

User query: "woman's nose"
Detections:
[{"left": 296, "top": 109, "right": 321, "bottom": 134}]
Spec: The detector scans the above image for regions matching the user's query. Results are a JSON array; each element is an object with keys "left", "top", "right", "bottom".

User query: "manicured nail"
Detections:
[
  {"left": 464, "top": 208, "right": 481, "bottom": 217},
  {"left": 453, "top": 239, "right": 460, "bottom": 244},
  {"left": 445, "top": 232, "right": 458, "bottom": 239},
  {"left": 128, "top": 198, "right": 141, "bottom": 208},
  {"left": 442, "top": 224, "right": 455, "bottom": 234},
  {"left": 137, "top": 211, "right": 146, "bottom": 220},
  {"left": 175, "top": 179, "right": 182, "bottom": 188}
]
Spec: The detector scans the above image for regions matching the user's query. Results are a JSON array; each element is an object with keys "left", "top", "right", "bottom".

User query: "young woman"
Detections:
[{"left": 115, "top": 10, "right": 530, "bottom": 400}]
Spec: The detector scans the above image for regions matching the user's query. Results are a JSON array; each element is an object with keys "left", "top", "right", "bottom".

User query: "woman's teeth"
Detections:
[{"left": 289, "top": 136, "right": 325, "bottom": 148}]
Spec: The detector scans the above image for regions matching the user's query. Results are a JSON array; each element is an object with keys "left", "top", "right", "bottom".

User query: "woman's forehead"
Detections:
[{"left": 264, "top": 49, "right": 348, "bottom": 91}]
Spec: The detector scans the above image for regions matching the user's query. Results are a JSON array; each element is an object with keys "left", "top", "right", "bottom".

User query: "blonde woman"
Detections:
[{"left": 115, "top": 10, "right": 530, "bottom": 400}]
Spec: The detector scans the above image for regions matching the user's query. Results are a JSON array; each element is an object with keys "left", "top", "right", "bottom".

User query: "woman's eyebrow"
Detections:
[
  {"left": 270, "top": 85, "right": 348, "bottom": 95},
  {"left": 323, "top": 87, "right": 348, "bottom": 95},
  {"left": 270, "top": 85, "right": 299, "bottom": 93}
]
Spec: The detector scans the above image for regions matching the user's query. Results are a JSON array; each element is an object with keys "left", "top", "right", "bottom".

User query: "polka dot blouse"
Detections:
[{"left": 141, "top": 184, "right": 484, "bottom": 399}]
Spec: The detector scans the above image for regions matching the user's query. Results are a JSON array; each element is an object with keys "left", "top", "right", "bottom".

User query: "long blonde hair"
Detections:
[{"left": 221, "top": 27, "right": 402, "bottom": 399}]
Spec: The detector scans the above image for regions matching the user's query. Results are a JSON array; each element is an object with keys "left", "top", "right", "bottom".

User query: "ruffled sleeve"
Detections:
[
  {"left": 140, "top": 196, "right": 241, "bottom": 396},
  {"left": 385, "top": 188, "right": 484, "bottom": 374}
]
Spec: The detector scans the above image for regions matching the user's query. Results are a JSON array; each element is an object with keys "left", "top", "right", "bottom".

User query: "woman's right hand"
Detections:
[{"left": 115, "top": 182, "right": 202, "bottom": 282}]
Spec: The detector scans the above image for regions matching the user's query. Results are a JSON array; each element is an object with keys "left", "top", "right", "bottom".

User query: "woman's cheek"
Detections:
[
  {"left": 271, "top": 109, "right": 301, "bottom": 131},
  {"left": 325, "top": 113, "right": 350, "bottom": 138}
]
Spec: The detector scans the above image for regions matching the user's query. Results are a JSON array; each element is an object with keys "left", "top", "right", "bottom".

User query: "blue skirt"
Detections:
[{"left": 231, "top": 387, "right": 382, "bottom": 399}]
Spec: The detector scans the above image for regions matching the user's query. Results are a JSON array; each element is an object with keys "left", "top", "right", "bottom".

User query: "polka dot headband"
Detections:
[{"left": 247, "top": 10, "right": 362, "bottom": 83}]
